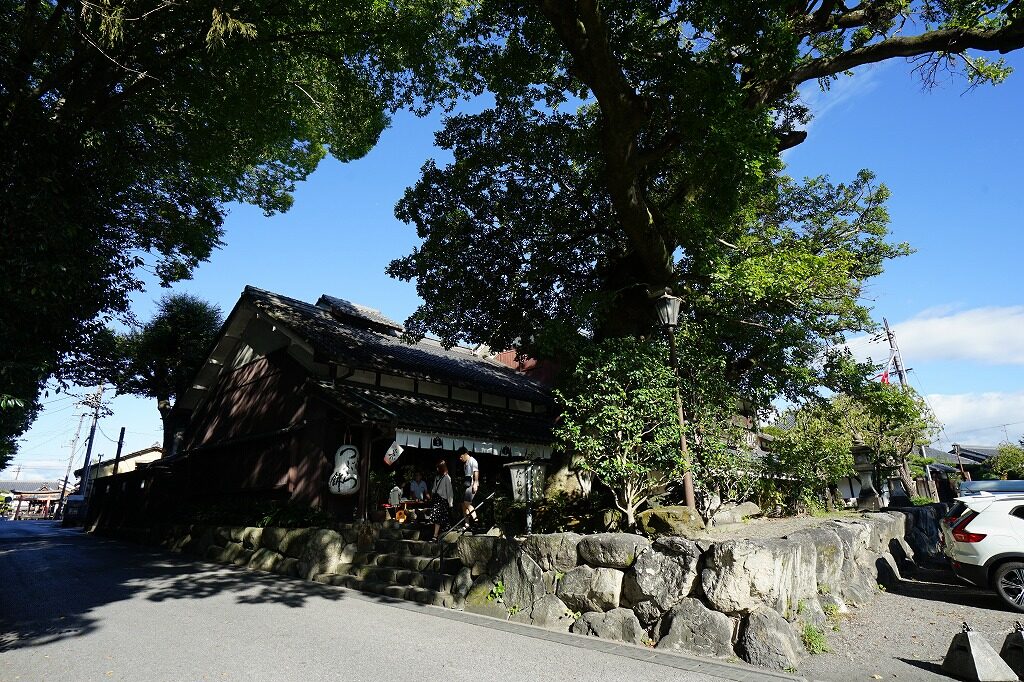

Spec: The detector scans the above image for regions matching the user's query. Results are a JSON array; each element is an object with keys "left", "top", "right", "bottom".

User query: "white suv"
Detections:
[{"left": 947, "top": 493, "right": 1024, "bottom": 611}]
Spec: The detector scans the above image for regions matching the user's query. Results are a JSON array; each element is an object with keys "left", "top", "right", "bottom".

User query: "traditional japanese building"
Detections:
[{"left": 94, "top": 286, "right": 555, "bottom": 525}]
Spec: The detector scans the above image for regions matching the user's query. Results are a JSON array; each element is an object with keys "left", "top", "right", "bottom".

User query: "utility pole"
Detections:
[
  {"left": 883, "top": 317, "right": 910, "bottom": 388},
  {"left": 56, "top": 413, "right": 87, "bottom": 517},
  {"left": 112, "top": 427, "right": 126, "bottom": 476},
  {"left": 78, "top": 386, "right": 107, "bottom": 516},
  {"left": 11, "top": 464, "right": 22, "bottom": 481}
]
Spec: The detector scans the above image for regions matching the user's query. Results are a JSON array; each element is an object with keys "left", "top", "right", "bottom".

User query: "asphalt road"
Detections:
[{"left": 0, "top": 521, "right": 791, "bottom": 682}]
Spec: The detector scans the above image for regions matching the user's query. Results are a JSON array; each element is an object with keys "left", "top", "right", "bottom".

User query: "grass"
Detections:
[{"left": 802, "top": 624, "right": 830, "bottom": 654}]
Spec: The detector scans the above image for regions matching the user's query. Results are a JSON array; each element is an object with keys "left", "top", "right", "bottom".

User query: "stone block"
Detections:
[
  {"left": 621, "top": 539, "right": 702, "bottom": 624},
  {"left": 495, "top": 552, "right": 544, "bottom": 613},
  {"left": 636, "top": 506, "right": 705, "bottom": 537},
  {"left": 710, "top": 501, "right": 761, "bottom": 526},
  {"left": 464, "top": 576, "right": 512, "bottom": 620},
  {"left": 241, "top": 527, "right": 263, "bottom": 549},
  {"left": 942, "top": 630, "right": 1017, "bottom": 681},
  {"left": 297, "top": 529, "right": 350, "bottom": 580},
  {"left": 701, "top": 538, "right": 818, "bottom": 618},
  {"left": 556, "top": 565, "right": 623, "bottom": 613},
  {"left": 522, "top": 533, "right": 582, "bottom": 572},
  {"left": 276, "top": 557, "right": 301, "bottom": 579},
  {"left": 999, "top": 629, "right": 1024, "bottom": 679},
  {"left": 260, "top": 527, "right": 288, "bottom": 552},
  {"left": 656, "top": 598, "right": 735, "bottom": 658},
  {"left": 456, "top": 536, "right": 502, "bottom": 575},
  {"left": 571, "top": 608, "right": 647, "bottom": 645},
  {"left": 741, "top": 607, "right": 806, "bottom": 670},
  {"left": 526, "top": 595, "right": 574, "bottom": 632},
  {"left": 577, "top": 533, "right": 650, "bottom": 569},
  {"left": 452, "top": 567, "right": 474, "bottom": 599},
  {"left": 247, "top": 548, "right": 284, "bottom": 573},
  {"left": 280, "top": 528, "right": 313, "bottom": 558}
]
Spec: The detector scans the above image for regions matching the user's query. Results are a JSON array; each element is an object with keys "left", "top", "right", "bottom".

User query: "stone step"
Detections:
[
  {"left": 312, "top": 574, "right": 454, "bottom": 607},
  {"left": 373, "top": 552, "right": 461, "bottom": 573},
  {"left": 352, "top": 566, "right": 454, "bottom": 592},
  {"left": 373, "top": 539, "right": 444, "bottom": 557},
  {"left": 377, "top": 526, "right": 429, "bottom": 541}
]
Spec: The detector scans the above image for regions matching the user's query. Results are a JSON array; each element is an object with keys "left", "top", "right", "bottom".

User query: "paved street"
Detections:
[{"left": 0, "top": 522, "right": 789, "bottom": 682}]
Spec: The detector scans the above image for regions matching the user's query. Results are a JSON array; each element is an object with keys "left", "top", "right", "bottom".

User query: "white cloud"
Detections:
[
  {"left": 848, "top": 306, "right": 1024, "bottom": 365},
  {"left": 926, "top": 391, "right": 1024, "bottom": 448}
]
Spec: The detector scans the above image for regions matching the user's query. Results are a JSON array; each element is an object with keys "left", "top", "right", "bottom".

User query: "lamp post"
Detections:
[{"left": 655, "top": 290, "right": 697, "bottom": 510}]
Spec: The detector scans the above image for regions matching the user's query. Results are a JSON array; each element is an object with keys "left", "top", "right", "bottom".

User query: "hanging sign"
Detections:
[
  {"left": 328, "top": 444, "right": 360, "bottom": 495},
  {"left": 384, "top": 441, "right": 404, "bottom": 466}
]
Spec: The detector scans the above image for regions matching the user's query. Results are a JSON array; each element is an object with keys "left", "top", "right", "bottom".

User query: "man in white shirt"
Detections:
[
  {"left": 458, "top": 447, "right": 479, "bottom": 528},
  {"left": 409, "top": 471, "right": 428, "bottom": 501}
]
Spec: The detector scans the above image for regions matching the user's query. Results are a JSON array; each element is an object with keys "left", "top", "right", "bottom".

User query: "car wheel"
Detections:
[{"left": 994, "top": 562, "right": 1024, "bottom": 612}]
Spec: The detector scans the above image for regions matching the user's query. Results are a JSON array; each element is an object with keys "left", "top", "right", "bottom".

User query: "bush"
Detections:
[
  {"left": 493, "top": 490, "right": 615, "bottom": 535},
  {"left": 910, "top": 495, "right": 935, "bottom": 506}
]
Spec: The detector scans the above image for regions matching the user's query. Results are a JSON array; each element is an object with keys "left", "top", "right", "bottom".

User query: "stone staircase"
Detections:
[{"left": 312, "top": 523, "right": 463, "bottom": 607}]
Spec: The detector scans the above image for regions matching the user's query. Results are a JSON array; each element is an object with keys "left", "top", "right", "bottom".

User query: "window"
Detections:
[
  {"left": 380, "top": 374, "right": 415, "bottom": 391},
  {"left": 349, "top": 369, "right": 377, "bottom": 385},
  {"left": 509, "top": 399, "right": 533, "bottom": 413},
  {"left": 418, "top": 381, "right": 448, "bottom": 398},
  {"left": 451, "top": 386, "right": 479, "bottom": 403},
  {"left": 482, "top": 393, "right": 507, "bottom": 408}
]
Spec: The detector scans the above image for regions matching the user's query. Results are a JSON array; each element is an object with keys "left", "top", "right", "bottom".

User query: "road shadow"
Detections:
[
  {"left": 884, "top": 559, "right": 1014, "bottom": 612},
  {"left": 895, "top": 657, "right": 948, "bottom": 677},
  {"left": 0, "top": 530, "right": 374, "bottom": 653}
]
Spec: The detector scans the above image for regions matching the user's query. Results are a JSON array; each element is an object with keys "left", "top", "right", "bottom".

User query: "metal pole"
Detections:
[
  {"left": 668, "top": 330, "right": 697, "bottom": 510},
  {"left": 112, "top": 427, "right": 126, "bottom": 475}
]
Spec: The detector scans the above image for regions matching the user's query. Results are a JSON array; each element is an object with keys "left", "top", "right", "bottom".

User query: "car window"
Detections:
[{"left": 1011, "top": 506, "right": 1024, "bottom": 521}]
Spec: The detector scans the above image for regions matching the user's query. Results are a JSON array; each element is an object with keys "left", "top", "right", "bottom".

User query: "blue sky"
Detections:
[{"left": 7, "top": 54, "right": 1024, "bottom": 481}]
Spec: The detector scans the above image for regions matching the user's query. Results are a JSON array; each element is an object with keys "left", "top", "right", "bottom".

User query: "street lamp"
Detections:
[{"left": 654, "top": 289, "right": 697, "bottom": 511}]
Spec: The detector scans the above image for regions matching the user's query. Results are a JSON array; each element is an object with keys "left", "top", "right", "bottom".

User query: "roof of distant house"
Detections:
[
  {"left": 73, "top": 444, "right": 162, "bottom": 478},
  {"left": 0, "top": 481, "right": 63, "bottom": 494}
]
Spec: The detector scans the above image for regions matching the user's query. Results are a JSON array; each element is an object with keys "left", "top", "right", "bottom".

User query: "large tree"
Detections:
[
  {"left": 0, "top": 0, "right": 459, "bottom": 456},
  {"left": 389, "top": 1, "right": 1024, "bottom": 402},
  {"left": 111, "top": 293, "right": 224, "bottom": 456}
]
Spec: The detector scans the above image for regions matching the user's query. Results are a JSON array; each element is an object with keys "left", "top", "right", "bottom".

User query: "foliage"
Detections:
[
  {"left": 256, "top": 502, "right": 335, "bottom": 530},
  {"left": 106, "top": 293, "right": 224, "bottom": 454},
  {"left": 911, "top": 496, "right": 936, "bottom": 507},
  {"left": 486, "top": 580, "right": 505, "bottom": 603},
  {"left": 836, "top": 384, "right": 940, "bottom": 491},
  {"left": 763, "top": 402, "right": 854, "bottom": 511},
  {"left": 494, "top": 490, "right": 614, "bottom": 535},
  {"left": 387, "top": 0, "right": 1024, "bottom": 396},
  {"left": 185, "top": 498, "right": 332, "bottom": 529},
  {"left": 553, "top": 337, "right": 682, "bottom": 529},
  {"left": 984, "top": 443, "right": 1024, "bottom": 479},
  {"left": 0, "top": 0, "right": 462, "bottom": 456},
  {"left": 802, "top": 624, "right": 830, "bottom": 655}
]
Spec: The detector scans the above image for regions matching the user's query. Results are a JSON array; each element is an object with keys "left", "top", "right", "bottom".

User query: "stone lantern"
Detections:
[{"left": 852, "top": 441, "right": 880, "bottom": 511}]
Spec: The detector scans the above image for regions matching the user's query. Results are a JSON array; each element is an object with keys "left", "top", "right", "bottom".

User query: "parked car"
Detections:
[
  {"left": 959, "top": 480, "right": 1024, "bottom": 496},
  {"left": 946, "top": 493, "right": 1024, "bottom": 611}
]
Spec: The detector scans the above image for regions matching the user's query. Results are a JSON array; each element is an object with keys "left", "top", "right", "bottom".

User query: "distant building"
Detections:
[
  {"left": 74, "top": 445, "right": 163, "bottom": 482},
  {"left": 0, "top": 481, "right": 64, "bottom": 519}
]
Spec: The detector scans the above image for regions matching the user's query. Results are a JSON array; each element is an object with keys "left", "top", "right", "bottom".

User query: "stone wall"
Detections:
[
  {"left": 102, "top": 521, "right": 384, "bottom": 583},
  {"left": 455, "top": 508, "right": 943, "bottom": 671}
]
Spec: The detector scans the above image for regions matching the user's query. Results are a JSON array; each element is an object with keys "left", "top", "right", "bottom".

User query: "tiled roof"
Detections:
[
  {"left": 244, "top": 287, "right": 549, "bottom": 403},
  {"left": 0, "top": 481, "right": 63, "bottom": 493},
  {"left": 313, "top": 381, "right": 552, "bottom": 445},
  {"left": 954, "top": 445, "right": 1000, "bottom": 461},
  {"left": 316, "top": 295, "right": 403, "bottom": 331}
]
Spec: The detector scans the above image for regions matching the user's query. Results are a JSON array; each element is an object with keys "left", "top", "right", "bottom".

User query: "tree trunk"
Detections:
[{"left": 898, "top": 459, "right": 916, "bottom": 501}]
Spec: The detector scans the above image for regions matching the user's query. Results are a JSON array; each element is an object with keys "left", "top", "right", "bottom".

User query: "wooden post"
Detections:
[
  {"left": 111, "top": 427, "right": 126, "bottom": 475},
  {"left": 358, "top": 426, "right": 372, "bottom": 521}
]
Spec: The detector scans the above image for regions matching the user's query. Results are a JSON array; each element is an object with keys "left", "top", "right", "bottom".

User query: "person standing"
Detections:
[
  {"left": 458, "top": 447, "right": 479, "bottom": 529},
  {"left": 428, "top": 460, "right": 453, "bottom": 542},
  {"left": 409, "top": 471, "right": 428, "bottom": 501}
]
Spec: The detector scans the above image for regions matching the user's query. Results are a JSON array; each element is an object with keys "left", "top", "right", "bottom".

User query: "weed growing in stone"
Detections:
[
  {"left": 487, "top": 580, "right": 505, "bottom": 603},
  {"left": 802, "top": 624, "right": 830, "bottom": 654}
]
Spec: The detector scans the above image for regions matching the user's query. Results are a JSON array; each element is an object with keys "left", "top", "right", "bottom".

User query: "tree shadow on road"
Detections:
[{"left": 0, "top": 533, "right": 358, "bottom": 654}]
